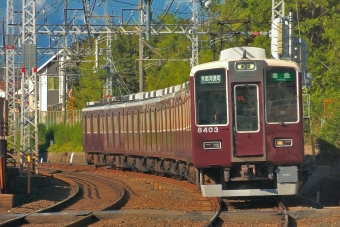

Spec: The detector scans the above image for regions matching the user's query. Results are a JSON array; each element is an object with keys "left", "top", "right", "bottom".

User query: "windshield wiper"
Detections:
[{"left": 270, "top": 109, "right": 285, "bottom": 126}]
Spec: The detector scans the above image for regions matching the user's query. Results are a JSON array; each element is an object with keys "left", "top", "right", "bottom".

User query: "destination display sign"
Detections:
[
  {"left": 271, "top": 72, "right": 294, "bottom": 82},
  {"left": 199, "top": 74, "right": 223, "bottom": 85}
]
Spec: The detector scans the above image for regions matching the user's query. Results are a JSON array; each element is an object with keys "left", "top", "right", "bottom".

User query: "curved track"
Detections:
[
  {"left": 47, "top": 170, "right": 126, "bottom": 212},
  {"left": 0, "top": 166, "right": 127, "bottom": 227},
  {"left": 2, "top": 164, "right": 339, "bottom": 227},
  {"left": 0, "top": 164, "right": 219, "bottom": 227}
]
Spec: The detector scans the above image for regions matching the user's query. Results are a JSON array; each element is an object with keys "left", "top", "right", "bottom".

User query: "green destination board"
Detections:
[{"left": 271, "top": 72, "right": 294, "bottom": 82}]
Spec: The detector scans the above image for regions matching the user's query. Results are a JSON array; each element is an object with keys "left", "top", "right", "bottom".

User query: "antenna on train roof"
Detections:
[{"left": 242, "top": 49, "right": 247, "bottom": 59}]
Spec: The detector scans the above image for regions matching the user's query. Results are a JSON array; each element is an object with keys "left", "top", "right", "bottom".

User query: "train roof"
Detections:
[
  {"left": 82, "top": 82, "right": 189, "bottom": 112},
  {"left": 190, "top": 46, "right": 300, "bottom": 76}
]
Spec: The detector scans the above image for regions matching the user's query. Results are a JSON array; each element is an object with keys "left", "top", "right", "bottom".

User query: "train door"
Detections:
[{"left": 232, "top": 84, "right": 264, "bottom": 157}]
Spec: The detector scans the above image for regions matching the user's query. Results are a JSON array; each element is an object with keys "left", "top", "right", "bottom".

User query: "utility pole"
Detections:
[
  {"left": 144, "top": 0, "right": 152, "bottom": 41},
  {"left": 272, "top": 0, "right": 285, "bottom": 21},
  {"left": 139, "top": 0, "right": 144, "bottom": 92},
  {"left": 190, "top": 0, "right": 199, "bottom": 68},
  {"left": 62, "top": 0, "right": 68, "bottom": 123},
  {"left": 5, "top": 0, "right": 19, "bottom": 157},
  {"left": 271, "top": 0, "right": 288, "bottom": 59},
  {"left": 21, "top": 0, "right": 38, "bottom": 175},
  {"left": 104, "top": 0, "right": 113, "bottom": 97}
]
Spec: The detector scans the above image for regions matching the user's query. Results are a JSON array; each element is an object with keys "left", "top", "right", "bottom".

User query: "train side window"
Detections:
[
  {"left": 108, "top": 114, "right": 112, "bottom": 147},
  {"left": 86, "top": 115, "right": 91, "bottom": 133},
  {"left": 118, "top": 112, "right": 121, "bottom": 149},
  {"left": 93, "top": 115, "right": 97, "bottom": 133},
  {"left": 102, "top": 114, "right": 106, "bottom": 135},
  {"left": 195, "top": 68, "right": 227, "bottom": 125},
  {"left": 137, "top": 110, "right": 140, "bottom": 150}
]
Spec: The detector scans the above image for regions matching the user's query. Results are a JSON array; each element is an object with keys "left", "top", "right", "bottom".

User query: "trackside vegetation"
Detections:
[{"left": 38, "top": 123, "right": 83, "bottom": 153}]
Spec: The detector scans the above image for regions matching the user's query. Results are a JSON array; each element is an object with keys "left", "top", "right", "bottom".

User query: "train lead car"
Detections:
[
  {"left": 192, "top": 47, "right": 303, "bottom": 197},
  {"left": 83, "top": 46, "right": 304, "bottom": 198}
]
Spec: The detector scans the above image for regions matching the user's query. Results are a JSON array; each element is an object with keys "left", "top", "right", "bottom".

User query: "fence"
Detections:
[
  {"left": 39, "top": 110, "right": 82, "bottom": 128},
  {"left": 10, "top": 110, "right": 82, "bottom": 129}
]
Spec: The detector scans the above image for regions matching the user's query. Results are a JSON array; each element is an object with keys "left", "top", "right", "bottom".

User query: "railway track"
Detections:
[
  {"left": 0, "top": 167, "right": 127, "bottom": 227},
  {"left": 1, "top": 164, "right": 340, "bottom": 226},
  {"left": 43, "top": 170, "right": 127, "bottom": 212},
  {"left": 278, "top": 202, "right": 289, "bottom": 227},
  {"left": 0, "top": 164, "right": 218, "bottom": 226}
]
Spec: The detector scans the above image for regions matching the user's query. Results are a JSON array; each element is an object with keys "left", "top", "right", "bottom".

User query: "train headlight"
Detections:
[
  {"left": 274, "top": 139, "right": 293, "bottom": 147},
  {"left": 204, "top": 141, "right": 221, "bottom": 150},
  {"left": 235, "top": 62, "right": 256, "bottom": 71},
  {"left": 246, "top": 63, "right": 255, "bottom": 70},
  {"left": 236, "top": 63, "right": 245, "bottom": 70}
]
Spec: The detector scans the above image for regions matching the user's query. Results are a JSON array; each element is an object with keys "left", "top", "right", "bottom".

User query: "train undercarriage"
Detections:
[
  {"left": 87, "top": 152, "right": 301, "bottom": 198},
  {"left": 87, "top": 152, "right": 197, "bottom": 183}
]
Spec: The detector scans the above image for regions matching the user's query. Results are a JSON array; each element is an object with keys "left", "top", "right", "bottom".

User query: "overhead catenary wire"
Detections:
[{"left": 155, "top": 0, "right": 174, "bottom": 25}]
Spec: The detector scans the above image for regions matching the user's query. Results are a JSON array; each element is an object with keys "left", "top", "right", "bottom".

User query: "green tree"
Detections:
[
  {"left": 144, "top": 14, "right": 192, "bottom": 90},
  {"left": 111, "top": 34, "right": 140, "bottom": 93},
  {"left": 73, "top": 68, "right": 104, "bottom": 109}
]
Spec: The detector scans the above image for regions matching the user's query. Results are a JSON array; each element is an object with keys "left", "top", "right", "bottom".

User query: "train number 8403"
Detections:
[{"left": 197, "top": 127, "right": 218, "bottom": 133}]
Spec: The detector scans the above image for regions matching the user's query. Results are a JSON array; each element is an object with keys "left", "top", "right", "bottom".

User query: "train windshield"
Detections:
[
  {"left": 195, "top": 68, "right": 227, "bottom": 125},
  {"left": 265, "top": 67, "right": 298, "bottom": 123},
  {"left": 234, "top": 84, "right": 259, "bottom": 132}
]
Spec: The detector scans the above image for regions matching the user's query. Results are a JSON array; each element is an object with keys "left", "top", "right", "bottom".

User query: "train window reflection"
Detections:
[
  {"left": 195, "top": 69, "right": 227, "bottom": 125},
  {"left": 265, "top": 67, "right": 298, "bottom": 123},
  {"left": 234, "top": 84, "right": 259, "bottom": 132},
  {"left": 196, "top": 90, "right": 227, "bottom": 125}
]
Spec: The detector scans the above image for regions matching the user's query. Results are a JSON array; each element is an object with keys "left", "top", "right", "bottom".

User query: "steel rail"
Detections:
[
  {"left": 0, "top": 173, "right": 80, "bottom": 227},
  {"left": 278, "top": 201, "right": 289, "bottom": 227}
]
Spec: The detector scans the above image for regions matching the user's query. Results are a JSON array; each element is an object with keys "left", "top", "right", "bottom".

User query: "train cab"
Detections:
[{"left": 190, "top": 47, "right": 304, "bottom": 197}]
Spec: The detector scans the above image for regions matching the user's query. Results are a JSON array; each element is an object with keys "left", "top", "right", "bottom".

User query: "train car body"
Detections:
[
  {"left": 82, "top": 46, "right": 304, "bottom": 198},
  {"left": 83, "top": 84, "right": 195, "bottom": 180}
]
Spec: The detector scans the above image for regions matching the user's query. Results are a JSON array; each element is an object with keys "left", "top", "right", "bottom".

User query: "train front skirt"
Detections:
[{"left": 201, "top": 166, "right": 299, "bottom": 197}]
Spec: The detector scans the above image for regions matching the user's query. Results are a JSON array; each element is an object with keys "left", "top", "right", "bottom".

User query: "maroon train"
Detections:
[{"left": 82, "top": 47, "right": 304, "bottom": 197}]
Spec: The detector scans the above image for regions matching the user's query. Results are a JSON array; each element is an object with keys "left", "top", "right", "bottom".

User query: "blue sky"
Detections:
[
  {"left": 0, "top": 0, "right": 195, "bottom": 66},
  {"left": 0, "top": 0, "right": 193, "bottom": 28}
]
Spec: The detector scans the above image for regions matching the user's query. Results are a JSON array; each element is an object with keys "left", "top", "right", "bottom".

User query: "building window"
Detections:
[{"left": 48, "top": 77, "right": 59, "bottom": 90}]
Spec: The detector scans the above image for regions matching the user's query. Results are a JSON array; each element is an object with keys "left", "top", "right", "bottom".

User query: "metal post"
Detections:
[
  {"left": 191, "top": 0, "right": 199, "bottom": 68},
  {"left": 144, "top": 0, "right": 151, "bottom": 40},
  {"left": 6, "top": 1, "right": 18, "bottom": 154},
  {"left": 272, "top": 0, "right": 285, "bottom": 21},
  {"left": 20, "top": 0, "right": 39, "bottom": 175},
  {"left": 288, "top": 8, "right": 293, "bottom": 60},
  {"left": 63, "top": 0, "right": 68, "bottom": 124},
  {"left": 95, "top": 36, "right": 99, "bottom": 70},
  {"left": 139, "top": 0, "right": 144, "bottom": 92},
  {"left": 27, "top": 154, "right": 31, "bottom": 194}
]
